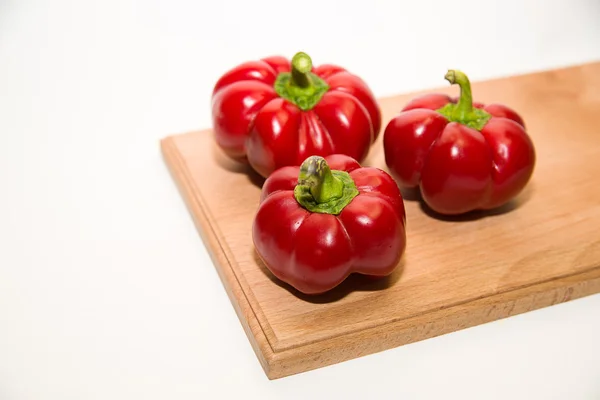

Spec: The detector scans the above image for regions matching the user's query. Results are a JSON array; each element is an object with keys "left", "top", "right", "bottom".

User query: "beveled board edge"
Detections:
[
  {"left": 160, "top": 132, "right": 600, "bottom": 380},
  {"left": 265, "top": 268, "right": 600, "bottom": 379}
]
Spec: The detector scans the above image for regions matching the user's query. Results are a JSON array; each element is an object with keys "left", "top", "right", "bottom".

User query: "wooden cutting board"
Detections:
[{"left": 161, "top": 62, "right": 600, "bottom": 380}]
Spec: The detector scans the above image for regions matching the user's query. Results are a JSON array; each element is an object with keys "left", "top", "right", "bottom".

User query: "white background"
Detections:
[{"left": 1, "top": 0, "right": 599, "bottom": 398}]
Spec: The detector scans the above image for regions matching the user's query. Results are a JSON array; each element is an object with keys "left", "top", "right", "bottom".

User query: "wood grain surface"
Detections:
[{"left": 161, "top": 62, "right": 600, "bottom": 379}]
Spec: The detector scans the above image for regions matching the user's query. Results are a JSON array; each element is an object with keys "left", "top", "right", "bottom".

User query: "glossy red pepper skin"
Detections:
[
  {"left": 383, "top": 71, "right": 535, "bottom": 215},
  {"left": 211, "top": 53, "right": 381, "bottom": 178},
  {"left": 252, "top": 154, "right": 406, "bottom": 295}
]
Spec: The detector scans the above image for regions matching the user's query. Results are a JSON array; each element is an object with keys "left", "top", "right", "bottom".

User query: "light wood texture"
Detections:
[{"left": 161, "top": 62, "right": 600, "bottom": 380}]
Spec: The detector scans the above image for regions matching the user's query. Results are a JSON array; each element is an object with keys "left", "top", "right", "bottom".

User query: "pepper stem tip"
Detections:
[
  {"left": 292, "top": 52, "right": 312, "bottom": 74},
  {"left": 444, "top": 69, "right": 457, "bottom": 85}
]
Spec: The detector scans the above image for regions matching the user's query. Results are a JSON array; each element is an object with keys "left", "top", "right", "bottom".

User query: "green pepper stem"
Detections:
[
  {"left": 436, "top": 69, "right": 491, "bottom": 131},
  {"left": 293, "top": 156, "right": 359, "bottom": 215},
  {"left": 291, "top": 52, "right": 312, "bottom": 89},
  {"left": 298, "top": 156, "right": 343, "bottom": 203},
  {"left": 445, "top": 70, "right": 473, "bottom": 121},
  {"left": 273, "top": 51, "right": 329, "bottom": 111}
]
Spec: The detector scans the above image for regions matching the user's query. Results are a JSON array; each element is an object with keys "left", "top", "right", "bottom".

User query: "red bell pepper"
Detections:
[
  {"left": 383, "top": 70, "right": 536, "bottom": 215},
  {"left": 212, "top": 52, "right": 381, "bottom": 178},
  {"left": 252, "top": 154, "right": 406, "bottom": 295}
]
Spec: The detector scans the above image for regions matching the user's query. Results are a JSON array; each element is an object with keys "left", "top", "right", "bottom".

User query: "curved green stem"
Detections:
[
  {"left": 294, "top": 156, "right": 359, "bottom": 215},
  {"left": 445, "top": 70, "right": 473, "bottom": 121},
  {"left": 437, "top": 69, "right": 491, "bottom": 131}
]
